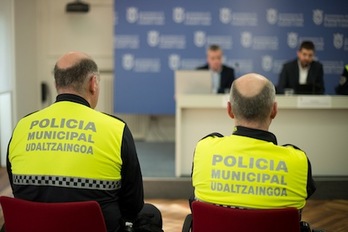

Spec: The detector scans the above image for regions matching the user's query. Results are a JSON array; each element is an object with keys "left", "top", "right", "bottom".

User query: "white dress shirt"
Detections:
[
  {"left": 298, "top": 61, "right": 309, "bottom": 85},
  {"left": 211, "top": 70, "right": 220, "bottom": 93}
]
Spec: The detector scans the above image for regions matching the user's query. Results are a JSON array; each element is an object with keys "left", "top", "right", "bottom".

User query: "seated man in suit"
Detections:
[
  {"left": 335, "top": 64, "right": 348, "bottom": 95},
  {"left": 277, "top": 41, "right": 325, "bottom": 94},
  {"left": 197, "top": 44, "right": 235, "bottom": 93}
]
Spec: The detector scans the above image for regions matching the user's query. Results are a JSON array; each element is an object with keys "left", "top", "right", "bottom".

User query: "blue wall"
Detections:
[{"left": 114, "top": 0, "right": 348, "bottom": 114}]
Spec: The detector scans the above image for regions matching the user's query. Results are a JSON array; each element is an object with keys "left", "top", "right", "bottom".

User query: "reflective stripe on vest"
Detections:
[{"left": 13, "top": 174, "right": 121, "bottom": 190}]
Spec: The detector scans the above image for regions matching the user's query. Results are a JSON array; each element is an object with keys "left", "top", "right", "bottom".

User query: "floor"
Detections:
[
  {"left": 148, "top": 199, "right": 191, "bottom": 232},
  {"left": 136, "top": 141, "right": 175, "bottom": 177}
]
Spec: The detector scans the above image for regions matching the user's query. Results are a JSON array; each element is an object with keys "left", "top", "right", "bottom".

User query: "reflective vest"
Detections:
[
  {"left": 9, "top": 101, "right": 124, "bottom": 190},
  {"left": 192, "top": 134, "right": 308, "bottom": 209}
]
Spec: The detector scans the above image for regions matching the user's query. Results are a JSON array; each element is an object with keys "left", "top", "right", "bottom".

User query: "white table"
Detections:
[{"left": 175, "top": 94, "right": 348, "bottom": 177}]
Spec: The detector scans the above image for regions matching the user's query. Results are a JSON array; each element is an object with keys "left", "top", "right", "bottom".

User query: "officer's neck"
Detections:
[
  {"left": 57, "top": 88, "right": 93, "bottom": 108},
  {"left": 234, "top": 120, "right": 270, "bottom": 132}
]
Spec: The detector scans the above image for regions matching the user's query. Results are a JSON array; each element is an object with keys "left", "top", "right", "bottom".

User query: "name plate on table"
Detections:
[{"left": 297, "top": 96, "right": 332, "bottom": 108}]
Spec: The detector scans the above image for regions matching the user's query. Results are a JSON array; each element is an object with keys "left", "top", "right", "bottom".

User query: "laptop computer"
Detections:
[{"left": 175, "top": 70, "right": 212, "bottom": 95}]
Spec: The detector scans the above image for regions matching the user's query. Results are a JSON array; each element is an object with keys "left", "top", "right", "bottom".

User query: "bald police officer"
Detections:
[
  {"left": 191, "top": 73, "right": 316, "bottom": 224},
  {"left": 7, "top": 51, "right": 162, "bottom": 232}
]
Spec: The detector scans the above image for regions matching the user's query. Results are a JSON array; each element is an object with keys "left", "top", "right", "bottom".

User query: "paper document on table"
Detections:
[{"left": 297, "top": 96, "right": 332, "bottom": 108}]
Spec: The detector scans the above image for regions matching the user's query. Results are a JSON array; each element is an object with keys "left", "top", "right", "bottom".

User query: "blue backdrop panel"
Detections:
[{"left": 114, "top": 0, "right": 348, "bottom": 114}]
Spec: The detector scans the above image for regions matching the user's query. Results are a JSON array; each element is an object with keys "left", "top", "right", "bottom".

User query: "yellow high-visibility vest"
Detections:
[
  {"left": 9, "top": 101, "right": 124, "bottom": 184},
  {"left": 193, "top": 134, "right": 308, "bottom": 209}
]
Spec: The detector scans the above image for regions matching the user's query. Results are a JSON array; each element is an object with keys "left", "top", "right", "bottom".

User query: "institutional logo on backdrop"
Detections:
[
  {"left": 220, "top": 8, "right": 257, "bottom": 26},
  {"left": 266, "top": 8, "right": 278, "bottom": 25},
  {"left": 267, "top": 8, "right": 303, "bottom": 27},
  {"left": 173, "top": 8, "right": 211, "bottom": 25},
  {"left": 122, "top": 54, "right": 135, "bottom": 71},
  {"left": 173, "top": 7, "right": 185, "bottom": 23},
  {"left": 220, "top": 8, "right": 231, "bottom": 24},
  {"left": 115, "top": 35, "right": 140, "bottom": 49},
  {"left": 146, "top": 31, "right": 186, "bottom": 49},
  {"left": 333, "top": 33, "right": 344, "bottom": 49},
  {"left": 147, "top": 31, "right": 160, "bottom": 47},
  {"left": 126, "top": 7, "right": 164, "bottom": 25},
  {"left": 262, "top": 55, "right": 273, "bottom": 72},
  {"left": 287, "top": 32, "right": 299, "bottom": 48},
  {"left": 126, "top": 7, "right": 138, "bottom": 23},
  {"left": 241, "top": 32, "right": 253, "bottom": 48},
  {"left": 168, "top": 54, "right": 181, "bottom": 70},
  {"left": 194, "top": 31, "right": 206, "bottom": 47},
  {"left": 322, "top": 60, "right": 345, "bottom": 74},
  {"left": 313, "top": 9, "right": 324, "bottom": 25}
]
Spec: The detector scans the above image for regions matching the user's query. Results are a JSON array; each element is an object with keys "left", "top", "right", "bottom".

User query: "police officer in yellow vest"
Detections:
[
  {"left": 7, "top": 52, "right": 162, "bottom": 232},
  {"left": 192, "top": 73, "right": 316, "bottom": 215}
]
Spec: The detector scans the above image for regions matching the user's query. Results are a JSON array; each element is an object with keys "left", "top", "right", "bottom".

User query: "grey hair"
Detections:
[
  {"left": 54, "top": 58, "right": 99, "bottom": 92},
  {"left": 230, "top": 80, "right": 275, "bottom": 122}
]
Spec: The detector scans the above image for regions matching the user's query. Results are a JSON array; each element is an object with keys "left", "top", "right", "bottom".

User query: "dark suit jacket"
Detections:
[
  {"left": 197, "top": 64, "right": 235, "bottom": 93},
  {"left": 335, "top": 65, "right": 348, "bottom": 95},
  {"left": 277, "top": 59, "right": 325, "bottom": 94}
]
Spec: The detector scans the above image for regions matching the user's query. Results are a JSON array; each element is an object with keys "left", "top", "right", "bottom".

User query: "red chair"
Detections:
[
  {"left": 0, "top": 196, "right": 107, "bottom": 232},
  {"left": 191, "top": 201, "right": 301, "bottom": 232}
]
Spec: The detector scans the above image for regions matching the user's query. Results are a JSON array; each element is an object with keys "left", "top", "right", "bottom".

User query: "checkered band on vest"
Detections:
[{"left": 13, "top": 174, "right": 121, "bottom": 191}]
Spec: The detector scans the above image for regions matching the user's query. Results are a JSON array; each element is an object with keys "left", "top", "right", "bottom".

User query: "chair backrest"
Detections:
[
  {"left": 0, "top": 196, "right": 107, "bottom": 232},
  {"left": 192, "top": 201, "right": 301, "bottom": 232}
]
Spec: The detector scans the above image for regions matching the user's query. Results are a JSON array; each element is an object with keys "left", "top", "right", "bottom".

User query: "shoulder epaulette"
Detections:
[
  {"left": 200, "top": 132, "right": 224, "bottom": 141},
  {"left": 102, "top": 112, "right": 126, "bottom": 123},
  {"left": 23, "top": 111, "right": 39, "bottom": 118},
  {"left": 282, "top": 143, "right": 303, "bottom": 151}
]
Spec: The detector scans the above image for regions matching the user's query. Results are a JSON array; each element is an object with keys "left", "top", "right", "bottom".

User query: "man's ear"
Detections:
[
  {"left": 270, "top": 102, "right": 278, "bottom": 119},
  {"left": 227, "top": 101, "right": 235, "bottom": 119},
  {"left": 89, "top": 75, "right": 98, "bottom": 94}
]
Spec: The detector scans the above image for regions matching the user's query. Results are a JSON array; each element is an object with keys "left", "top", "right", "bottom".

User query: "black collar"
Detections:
[
  {"left": 55, "top": 94, "right": 91, "bottom": 108},
  {"left": 232, "top": 126, "right": 278, "bottom": 145}
]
